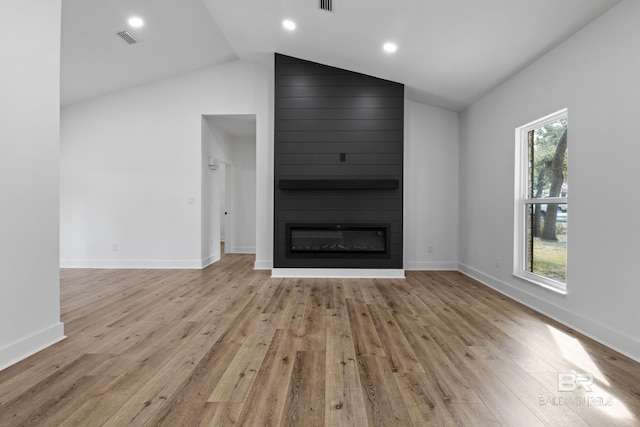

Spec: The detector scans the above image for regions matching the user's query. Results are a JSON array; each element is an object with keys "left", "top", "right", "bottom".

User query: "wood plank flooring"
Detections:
[{"left": 1, "top": 253, "right": 639, "bottom": 426}]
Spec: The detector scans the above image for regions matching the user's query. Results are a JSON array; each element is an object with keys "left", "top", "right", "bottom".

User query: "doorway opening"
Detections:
[{"left": 201, "top": 115, "right": 257, "bottom": 266}]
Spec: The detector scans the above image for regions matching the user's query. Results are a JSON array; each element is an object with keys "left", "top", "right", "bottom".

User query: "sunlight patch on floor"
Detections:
[
  {"left": 549, "top": 326, "right": 634, "bottom": 421},
  {"left": 548, "top": 326, "right": 608, "bottom": 386}
]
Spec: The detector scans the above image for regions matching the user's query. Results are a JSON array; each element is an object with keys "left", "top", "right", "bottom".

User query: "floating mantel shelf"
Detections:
[{"left": 278, "top": 178, "right": 399, "bottom": 190}]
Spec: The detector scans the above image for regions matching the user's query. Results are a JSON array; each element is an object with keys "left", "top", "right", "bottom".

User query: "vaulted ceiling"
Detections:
[{"left": 61, "top": 0, "right": 621, "bottom": 111}]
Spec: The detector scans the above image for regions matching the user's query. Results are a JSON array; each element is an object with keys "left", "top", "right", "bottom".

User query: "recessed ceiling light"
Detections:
[
  {"left": 282, "top": 19, "right": 296, "bottom": 31},
  {"left": 128, "top": 16, "right": 144, "bottom": 28},
  {"left": 383, "top": 42, "right": 398, "bottom": 53}
]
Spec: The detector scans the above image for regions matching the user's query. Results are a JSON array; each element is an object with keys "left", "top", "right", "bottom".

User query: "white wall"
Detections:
[
  {"left": 0, "top": 0, "right": 65, "bottom": 370},
  {"left": 203, "top": 117, "right": 235, "bottom": 164},
  {"left": 228, "top": 136, "right": 257, "bottom": 254},
  {"left": 61, "top": 60, "right": 270, "bottom": 269},
  {"left": 404, "top": 101, "right": 459, "bottom": 270},
  {"left": 459, "top": 0, "right": 640, "bottom": 361},
  {"left": 60, "top": 55, "right": 459, "bottom": 271},
  {"left": 254, "top": 59, "right": 275, "bottom": 270}
]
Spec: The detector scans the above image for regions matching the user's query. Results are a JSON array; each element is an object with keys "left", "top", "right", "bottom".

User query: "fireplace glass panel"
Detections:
[{"left": 290, "top": 227, "right": 386, "bottom": 254}]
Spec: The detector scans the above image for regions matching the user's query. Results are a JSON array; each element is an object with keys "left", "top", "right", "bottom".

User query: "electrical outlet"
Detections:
[
  {"left": 427, "top": 245, "right": 434, "bottom": 254},
  {"left": 112, "top": 244, "right": 118, "bottom": 252},
  {"left": 496, "top": 256, "right": 501, "bottom": 268}
]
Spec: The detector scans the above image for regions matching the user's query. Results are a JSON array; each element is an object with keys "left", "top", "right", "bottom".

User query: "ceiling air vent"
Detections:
[
  {"left": 116, "top": 30, "right": 140, "bottom": 45},
  {"left": 319, "top": 0, "right": 333, "bottom": 12}
]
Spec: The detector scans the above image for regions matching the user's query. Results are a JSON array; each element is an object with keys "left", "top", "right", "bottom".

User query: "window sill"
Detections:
[{"left": 514, "top": 272, "right": 567, "bottom": 296}]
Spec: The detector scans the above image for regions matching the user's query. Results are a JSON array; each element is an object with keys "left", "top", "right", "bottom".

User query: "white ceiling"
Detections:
[
  {"left": 60, "top": 0, "right": 237, "bottom": 106},
  {"left": 61, "top": 0, "right": 621, "bottom": 111}
]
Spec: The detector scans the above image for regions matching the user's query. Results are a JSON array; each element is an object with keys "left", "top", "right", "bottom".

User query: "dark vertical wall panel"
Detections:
[{"left": 274, "top": 54, "right": 404, "bottom": 269}]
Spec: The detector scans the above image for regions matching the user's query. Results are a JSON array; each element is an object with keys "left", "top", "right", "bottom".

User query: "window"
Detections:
[{"left": 514, "top": 109, "right": 568, "bottom": 293}]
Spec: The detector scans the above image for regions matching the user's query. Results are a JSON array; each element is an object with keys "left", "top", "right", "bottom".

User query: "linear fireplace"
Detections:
[
  {"left": 287, "top": 224, "right": 389, "bottom": 258},
  {"left": 273, "top": 54, "right": 403, "bottom": 270}
]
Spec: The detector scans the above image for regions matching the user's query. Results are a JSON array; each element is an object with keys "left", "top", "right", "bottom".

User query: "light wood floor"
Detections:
[{"left": 1, "top": 253, "right": 639, "bottom": 426}]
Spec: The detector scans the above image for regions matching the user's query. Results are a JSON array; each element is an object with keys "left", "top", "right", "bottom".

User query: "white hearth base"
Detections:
[{"left": 271, "top": 268, "right": 405, "bottom": 279}]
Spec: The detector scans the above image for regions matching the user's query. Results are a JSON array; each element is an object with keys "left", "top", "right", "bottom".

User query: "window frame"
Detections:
[{"left": 514, "top": 108, "right": 568, "bottom": 294}]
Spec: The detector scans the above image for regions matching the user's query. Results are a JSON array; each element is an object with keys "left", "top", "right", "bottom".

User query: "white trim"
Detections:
[
  {"left": 271, "top": 268, "right": 405, "bottom": 279},
  {"left": 227, "top": 247, "right": 256, "bottom": 254},
  {"left": 516, "top": 108, "right": 569, "bottom": 134},
  {"left": 522, "top": 197, "right": 567, "bottom": 204},
  {"left": 459, "top": 263, "right": 640, "bottom": 363},
  {"left": 201, "top": 254, "right": 220, "bottom": 269},
  {"left": 517, "top": 270, "right": 567, "bottom": 295},
  {"left": 224, "top": 162, "right": 234, "bottom": 255},
  {"left": 404, "top": 261, "right": 458, "bottom": 271},
  {"left": 254, "top": 260, "right": 273, "bottom": 270},
  {"left": 60, "top": 259, "right": 204, "bottom": 269},
  {"left": 0, "top": 323, "right": 66, "bottom": 371}
]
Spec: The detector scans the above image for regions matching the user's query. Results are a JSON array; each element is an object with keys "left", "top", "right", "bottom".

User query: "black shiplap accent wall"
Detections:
[{"left": 274, "top": 54, "right": 404, "bottom": 269}]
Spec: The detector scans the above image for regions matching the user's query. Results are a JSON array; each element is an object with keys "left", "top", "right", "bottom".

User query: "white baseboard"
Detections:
[
  {"left": 254, "top": 260, "right": 273, "bottom": 270},
  {"left": 459, "top": 263, "right": 640, "bottom": 364},
  {"left": 60, "top": 259, "right": 204, "bottom": 269},
  {"left": 272, "top": 268, "right": 405, "bottom": 279},
  {"left": 201, "top": 254, "right": 220, "bottom": 268},
  {"left": 0, "top": 323, "right": 66, "bottom": 372},
  {"left": 227, "top": 247, "right": 256, "bottom": 254},
  {"left": 404, "top": 261, "right": 458, "bottom": 271}
]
